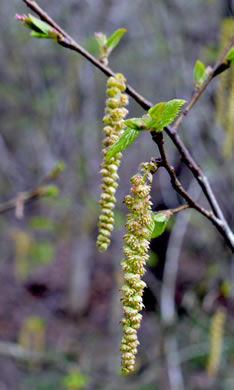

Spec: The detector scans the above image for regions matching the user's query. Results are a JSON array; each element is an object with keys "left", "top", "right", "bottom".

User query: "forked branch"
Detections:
[{"left": 21, "top": 0, "right": 234, "bottom": 250}]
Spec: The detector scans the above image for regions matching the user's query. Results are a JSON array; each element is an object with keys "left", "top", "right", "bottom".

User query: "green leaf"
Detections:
[
  {"left": 22, "top": 20, "right": 37, "bottom": 31},
  {"left": 149, "top": 212, "right": 169, "bottom": 239},
  {"left": 148, "top": 102, "right": 166, "bottom": 120},
  {"left": 105, "top": 128, "right": 139, "bottom": 161},
  {"left": 95, "top": 32, "right": 107, "bottom": 48},
  {"left": 160, "top": 99, "right": 186, "bottom": 129},
  {"left": 30, "top": 31, "right": 49, "bottom": 39},
  {"left": 29, "top": 14, "right": 51, "bottom": 35},
  {"left": 226, "top": 48, "right": 234, "bottom": 65},
  {"left": 193, "top": 60, "right": 206, "bottom": 82},
  {"left": 106, "top": 28, "right": 127, "bottom": 53}
]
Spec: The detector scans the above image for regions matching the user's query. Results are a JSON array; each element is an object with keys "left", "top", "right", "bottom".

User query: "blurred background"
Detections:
[{"left": 0, "top": 0, "right": 233, "bottom": 389}]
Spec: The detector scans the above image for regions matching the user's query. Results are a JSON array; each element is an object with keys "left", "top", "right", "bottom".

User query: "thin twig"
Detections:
[
  {"left": 165, "top": 130, "right": 234, "bottom": 249},
  {"left": 21, "top": 0, "right": 233, "bottom": 250},
  {"left": 0, "top": 341, "right": 72, "bottom": 371},
  {"left": 169, "top": 204, "right": 190, "bottom": 214},
  {"left": 158, "top": 204, "right": 190, "bottom": 216},
  {"left": 173, "top": 35, "right": 234, "bottom": 130},
  {"left": 21, "top": 0, "right": 160, "bottom": 110},
  {"left": 0, "top": 187, "right": 49, "bottom": 215},
  {"left": 0, "top": 164, "right": 63, "bottom": 216},
  {"left": 153, "top": 132, "right": 233, "bottom": 249},
  {"left": 153, "top": 132, "right": 212, "bottom": 219}
]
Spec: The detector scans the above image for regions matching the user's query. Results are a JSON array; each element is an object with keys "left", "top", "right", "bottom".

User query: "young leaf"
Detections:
[
  {"left": 95, "top": 32, "right": 107, "bottom": 48},
  {"left": 30, "top": 31, "right": 48, "bottom": 39},
  {"left": 226, "top": 47, "right": 234, "bottom": 65},
  {"left": 105, "top": 128, "right": 139, "bottom": 161},
  {"left": 29, "top": 14, "right": 51, "bottom": 35},
  {"left": 193, "top": 60, "right": 206, "bottom": 83},
  {"left": 160, "top": 99, "right": 186, "bottom": 128},
  {"left": 150, "top": 212, "right": 169, "bottom": 238},
  {"left": 148, "top": 102, "right": 166, "bottom": 121},
  {"left": 106, "top": 28, "right": 127, "bottom": 53},
  {"left": 16, "top": 14, "right": 60, "bottom": 41}
]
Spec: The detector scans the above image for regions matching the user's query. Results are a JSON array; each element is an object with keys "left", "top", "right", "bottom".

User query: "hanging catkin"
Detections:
[
  {"left": 96, "top": 74, "right": 128, "bottom": 252},
  {"left": 120, "top": 161, "right": 157, "bottom": 374}
]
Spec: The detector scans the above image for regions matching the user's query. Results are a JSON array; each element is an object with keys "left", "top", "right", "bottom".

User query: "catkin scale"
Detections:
[
  {"left": 120, "top": 162, "right": 157, "bottom": 375},
  {"left": 97, "top": 74, "right": 129, "bottom": 252}
]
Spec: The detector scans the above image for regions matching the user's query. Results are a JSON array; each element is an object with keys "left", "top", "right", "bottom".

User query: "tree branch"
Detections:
[
  {"left": 153, "top": 204, "right": 191, "bottom": 217},
  {"left": 21, "top": 0, "right": 233, "bottom": 250},
  {"left": 153, "top": 132, "right": 212, "bottom": 219},
  {"left": 173, "top": 35, "right": 234, "bottom": 130},
  {"left": 171, "top": 204, "right": 190, "bottom": 214},
  {"left": 0, "top": 163, "right": 63, "bottom": 216},
  {"left": 153, "top": 132, "right": 233, "bottom": 250},
  {"left": 22, "top": 0, "right": 152, "bottom": 110}
]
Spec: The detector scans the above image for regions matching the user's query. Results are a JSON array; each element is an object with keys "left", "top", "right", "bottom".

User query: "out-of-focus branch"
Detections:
[
  {"left": 0, "top": 341, "right": 46, "bottom": 362},
  {"left": 161, "top": 190, "right": 198, "bottom": 326},
  {"left": 164, "top": 334, "right": 185, "bottom": 390},
  {"left": 0, "top": 163, "right": 64, "bottom": 216},
  {"left": 160, "top": 180, "right": 200, "bottom": 390},
  {"left": 0, "top": 341, "right": 71, "bottom": 370},
  {"left": 21, "top": 0, "right": 233, "bottom": 250}
]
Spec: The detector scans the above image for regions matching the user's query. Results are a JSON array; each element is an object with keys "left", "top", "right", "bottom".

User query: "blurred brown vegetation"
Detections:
[{"left": 0, "top": 1, "right": 233, "bottom": 389}]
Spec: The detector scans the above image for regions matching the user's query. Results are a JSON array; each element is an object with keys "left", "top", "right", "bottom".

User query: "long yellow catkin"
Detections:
[
  {"left": 120, "top": 161, "right": 157, "bottom": 375},
  {"left": 207, "top": 307, "right": 226, "bottom": 377},
  {"left": 96, "top": 74, "right": 129, "bottom": 252},
  {"left": 223, "top": 70, "right": 234, "bottom": 158},
  {"left": 215, "top": 18, "right": 234, "bottom": 158}
]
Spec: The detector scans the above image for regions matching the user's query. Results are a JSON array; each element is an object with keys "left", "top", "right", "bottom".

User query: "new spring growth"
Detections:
[
  {"left": 95, "top": 29, "right": 127, "bottom": 66},
  {"left": 15, "top": 13, "right": 61, "bottom": 41},
  {"left": 120, "top": 160, "right": 158, "bottom": 375},
  {"left": 96, "top": 74, "right": 129, "bottom": 252}
]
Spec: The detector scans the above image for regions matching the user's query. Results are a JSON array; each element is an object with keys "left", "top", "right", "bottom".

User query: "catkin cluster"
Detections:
[
  {"left": 120, "top": 161, "right": 157, "bottom": 375},
  {"left": 97, "top": 74, "right": 129, "bottom": 252}
]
